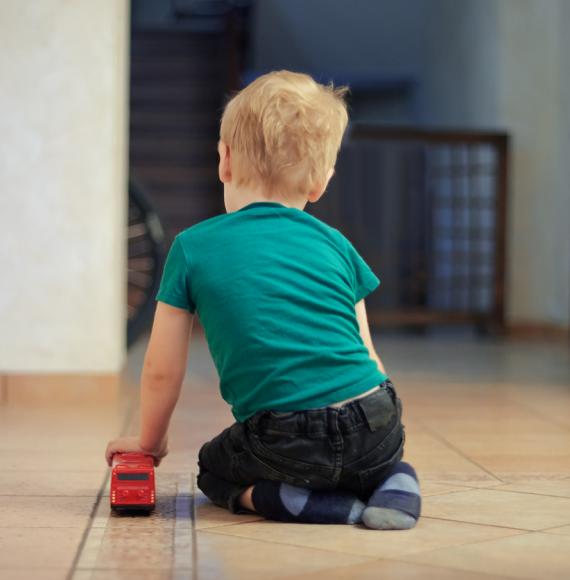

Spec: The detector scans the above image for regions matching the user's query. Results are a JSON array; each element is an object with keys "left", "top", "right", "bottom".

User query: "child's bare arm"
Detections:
[
  {"left": 105, "top": 302, "right": 193, "bottom": 466},
  {"left": 355, "top": 299, "right": 387, "bottom": 374},
  {"left": 139, "top": 302, "right": 194, "bottom": 451}
]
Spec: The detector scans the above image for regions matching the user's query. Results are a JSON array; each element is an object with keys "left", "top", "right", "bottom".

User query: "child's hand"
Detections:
[{"left": 105, "top": 435, "right": 169, "bottom": 467}]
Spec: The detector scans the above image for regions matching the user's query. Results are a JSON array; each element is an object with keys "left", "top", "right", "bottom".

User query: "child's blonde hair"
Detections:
[{"left": 220, "top": 70, "right": 349, "bottom": 198}]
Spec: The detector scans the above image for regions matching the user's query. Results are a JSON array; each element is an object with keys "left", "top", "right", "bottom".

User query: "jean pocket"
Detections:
[{"left": 358, "top": 386, "right": 397, "bottom": 432}]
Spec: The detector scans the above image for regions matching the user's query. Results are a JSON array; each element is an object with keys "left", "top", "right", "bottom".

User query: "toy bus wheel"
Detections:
[{"left": 111, "top": 505, "right": 155, "bottom": 515}]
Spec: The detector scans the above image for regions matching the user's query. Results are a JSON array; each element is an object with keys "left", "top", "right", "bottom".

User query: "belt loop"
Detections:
[{"left": 382, "top": 378, "right": 397, "bottom": 406}]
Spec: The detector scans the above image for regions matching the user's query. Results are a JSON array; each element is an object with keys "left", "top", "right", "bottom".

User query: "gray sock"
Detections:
[
  {"left": 362, "top": 506, "right": 417, "bottom": 530},
  {"left": 362, "top": 462, "right": 421, "bottom": 530}
]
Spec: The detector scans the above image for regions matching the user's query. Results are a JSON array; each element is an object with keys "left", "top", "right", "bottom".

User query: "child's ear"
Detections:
[
  {"left": 307, "top": 168, "right": 335, "bottom": 203},
  {"left": 218, "top": 140, "right": 232, "bottom": 183}
]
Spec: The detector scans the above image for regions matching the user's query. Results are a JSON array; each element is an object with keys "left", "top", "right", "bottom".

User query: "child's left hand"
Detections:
[{"left": 105, "top": 436, "right": 168, "bottom": 467}]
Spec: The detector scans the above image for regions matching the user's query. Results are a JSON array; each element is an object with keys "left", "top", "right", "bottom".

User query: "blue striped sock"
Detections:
[
  {"left": 251, "top": 480, "right": 365, "bottom": 524},
  {"left": 362, "top": 462, "right": 421, "bottom": 530}
]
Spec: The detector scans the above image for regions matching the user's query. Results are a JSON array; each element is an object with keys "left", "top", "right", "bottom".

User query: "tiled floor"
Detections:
[{"left": 1, "top": 329, "right": 569, "bottom": 579}]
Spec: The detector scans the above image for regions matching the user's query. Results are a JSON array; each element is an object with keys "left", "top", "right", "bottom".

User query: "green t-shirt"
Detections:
[{"left": 156, "top": 201, "right": 387, "bottom": 422}]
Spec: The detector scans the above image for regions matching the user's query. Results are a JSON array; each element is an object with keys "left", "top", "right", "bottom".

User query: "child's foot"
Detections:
[
  {"left": 361, "top": 461, "right": 421, "bottom": 530},
  {"left": 251, "top": 480, "right": 365, "bottom": 524}
]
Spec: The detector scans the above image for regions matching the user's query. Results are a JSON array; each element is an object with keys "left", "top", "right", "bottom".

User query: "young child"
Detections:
[{"left": 106, "top": 70, "right": 421, "bottom": 529}]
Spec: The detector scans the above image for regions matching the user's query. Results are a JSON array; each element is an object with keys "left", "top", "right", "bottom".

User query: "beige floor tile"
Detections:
[
  {"left": 423, "top": 488, "right": 570, "bottom": 530},
  {"left": 429, "top": 423, "right": 570, "bottom": 453},
  {"left": 1, "top": 333, "right": 568, "bottom": 579},
  {"left": 0, "top": 449, "right": 110, "bottom": 471},
  {"left": 0, "top": 496, "right": 96, "bottom": 528},
  {"left": 0, "top": 527, "right": 82, "bottom": 569},
  {"left": 543, "top": 524, "right": 570, "bottom": 536},
  {"left": 0, "top": 571, "right": 69, "bottom": 580},
  {"left": 493, "top": 479, "right": 570, "bottom": 498},
  {"left": 204, "top": 517, "right": 523, "bottom": 559},
  {"left": 420, "top": 473, "right": 505, "bottom": 489},
  {"left": 405, "top": 430, "right": 502, "bottom": 487},
  {"left": 472, "top": 454, "right": 570, "bottom": 475},
  {"left": 512, "top": 393, "right": 570, "bottom": 430},
  {"left": 92, "top": 526, "right": 177, "bottom": 570},
  {"left": 195, "top": 491, "right": 264, "bottom": 529},
  {"left": 285, "top": 558, "right": 515, "bottom": 580},
  {"left": 406, "top": 396, "right": 534, "bottom": 426},
  {"left": 0, "top": 470, "right": 106, "bottom": 496},
  {"left": 0, "top": 407, "right": 127, "bottom": 449},
  {"left": 490, "top": 472, "right": 570, "bottom": 482},
  {"left": 420, "top": 481, "right": 476, "bottom": 497},
  {"left": 75, "top": 571, "right": 172, "bottom": 580},
  {"left": 404, "top": 531, "right": 570, "bottom": 579},
  {"left": 196, "top": 530, "right": 373, "bottom": 579}
]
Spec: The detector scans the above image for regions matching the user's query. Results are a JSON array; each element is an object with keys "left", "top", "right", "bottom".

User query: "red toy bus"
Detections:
[{"left": 110, "top": 452, "right": 155, "bottom": 512}]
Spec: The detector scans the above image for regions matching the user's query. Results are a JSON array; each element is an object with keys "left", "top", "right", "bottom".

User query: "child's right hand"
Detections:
[{"left": 105, "top": 435, "right": 169, "bottom": 467}]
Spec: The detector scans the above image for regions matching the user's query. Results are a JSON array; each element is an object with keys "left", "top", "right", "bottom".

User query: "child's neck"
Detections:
[{"left": 228, "top": 186, "right": 308, "bottom": 213}]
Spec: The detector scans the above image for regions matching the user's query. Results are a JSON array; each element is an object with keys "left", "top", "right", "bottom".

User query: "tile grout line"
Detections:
[
  {"left": 393, "top": 530, "right": 549, "bottom": 564},
  {"left": 419, "top": 515, "right": 533, "bottom": 532},
  {"left": 191, "top": 473, "right": 198, "bottom": 580},
  {"left": 421, "top": 424, "right": 505, "bottom": 484},
  {"left": 538, "top": 523, "right": 570, "bottom": 533},
  {"left": 66, "top": 471, "right": 111, "bottom": 580},
  {"left": 477, "top": 486, "right": 570, "bottom": 500},
  {"left": 66, "top": 394, "right": 138, "bottom": 580},
  {"left": 196, "top": 527, "right": 385, "bottom": 560},
  {"left": 386, "top": 556, "right": 523, "bottom": 580},
  {"left": 422, "top": 488, "right": 485, "bottom": 499},
  {"left": 199, "top": 523, "right": 529, "bottom": 566},
  {"left": 172, "top": 473, "right": 195, "bottom": 579},
  {"left": 505, "top": 396, "right": 570, "bottom": 433},
  {"left": 195, "top": 517, "right": 266, "bottom": 531}
]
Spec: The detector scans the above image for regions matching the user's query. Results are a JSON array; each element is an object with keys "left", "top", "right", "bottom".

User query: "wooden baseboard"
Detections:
[
  {"left": 506, "top": 323, "right": 569, "bottom": 341},
  {"left": 0, "top": 373, "right": 126, "bottom": 406}
]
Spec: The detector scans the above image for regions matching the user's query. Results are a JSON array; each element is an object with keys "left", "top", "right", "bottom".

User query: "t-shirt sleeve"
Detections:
[
  {"left": 155, "top": 235, "right": 196, "bottom": 312},
  {"left": 342, "top": 236, "right": 381, "bottom": 303}
]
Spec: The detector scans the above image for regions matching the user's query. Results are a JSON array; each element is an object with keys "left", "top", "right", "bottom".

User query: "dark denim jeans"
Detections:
[{"left": 197, "top": 379, "right": 405, "bottom": 513}]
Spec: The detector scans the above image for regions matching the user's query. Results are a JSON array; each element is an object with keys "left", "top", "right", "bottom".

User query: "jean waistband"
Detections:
[{"left": 245, "top": 379, "right": 396, "bottom": 436}]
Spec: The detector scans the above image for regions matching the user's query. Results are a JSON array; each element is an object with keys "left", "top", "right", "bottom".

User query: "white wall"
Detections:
[
  {"left": 0, "top": 1, "right": 129, "bottom": 372},
  {"left": 559, "top": 0, "right": 570, "bottom": 327},
  {"left": 422, "top": 0, "right": 501, "bottom": 128},
  {"left": 498, "top": 0, "right": 570, "bottom": 326}
]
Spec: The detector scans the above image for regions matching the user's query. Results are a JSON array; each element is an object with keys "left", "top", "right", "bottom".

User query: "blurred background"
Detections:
[{"left": 0, "top": 0, "right": 568, "bottom": 377}]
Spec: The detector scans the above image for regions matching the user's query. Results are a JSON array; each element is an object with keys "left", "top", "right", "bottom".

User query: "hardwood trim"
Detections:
[
  {"left": 506, "top": 323, "right": 570, "bottom": 342},
  {"left": 0, "top": 373, "right": 125, "bottom": 406},
  {"left": 1, "top": 375, "right": 7, "bottom": 405}
]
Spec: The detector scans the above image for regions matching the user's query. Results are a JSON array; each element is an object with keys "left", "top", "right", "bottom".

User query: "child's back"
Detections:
[{"left": 157, "top": 200, "right": 387, "bottom": 421}]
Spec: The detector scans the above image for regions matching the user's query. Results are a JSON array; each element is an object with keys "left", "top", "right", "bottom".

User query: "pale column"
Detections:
[
  {"left": 499, "top": 0, "right": 570, "bottom": 326},
  {"left": 0, "top": 1, "right": 129, "bottom": 373}
]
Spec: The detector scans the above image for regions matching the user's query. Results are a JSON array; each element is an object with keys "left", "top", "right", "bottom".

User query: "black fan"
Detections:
[{"left": 127, "top": 181, "right": 165, "bottom": 346}]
